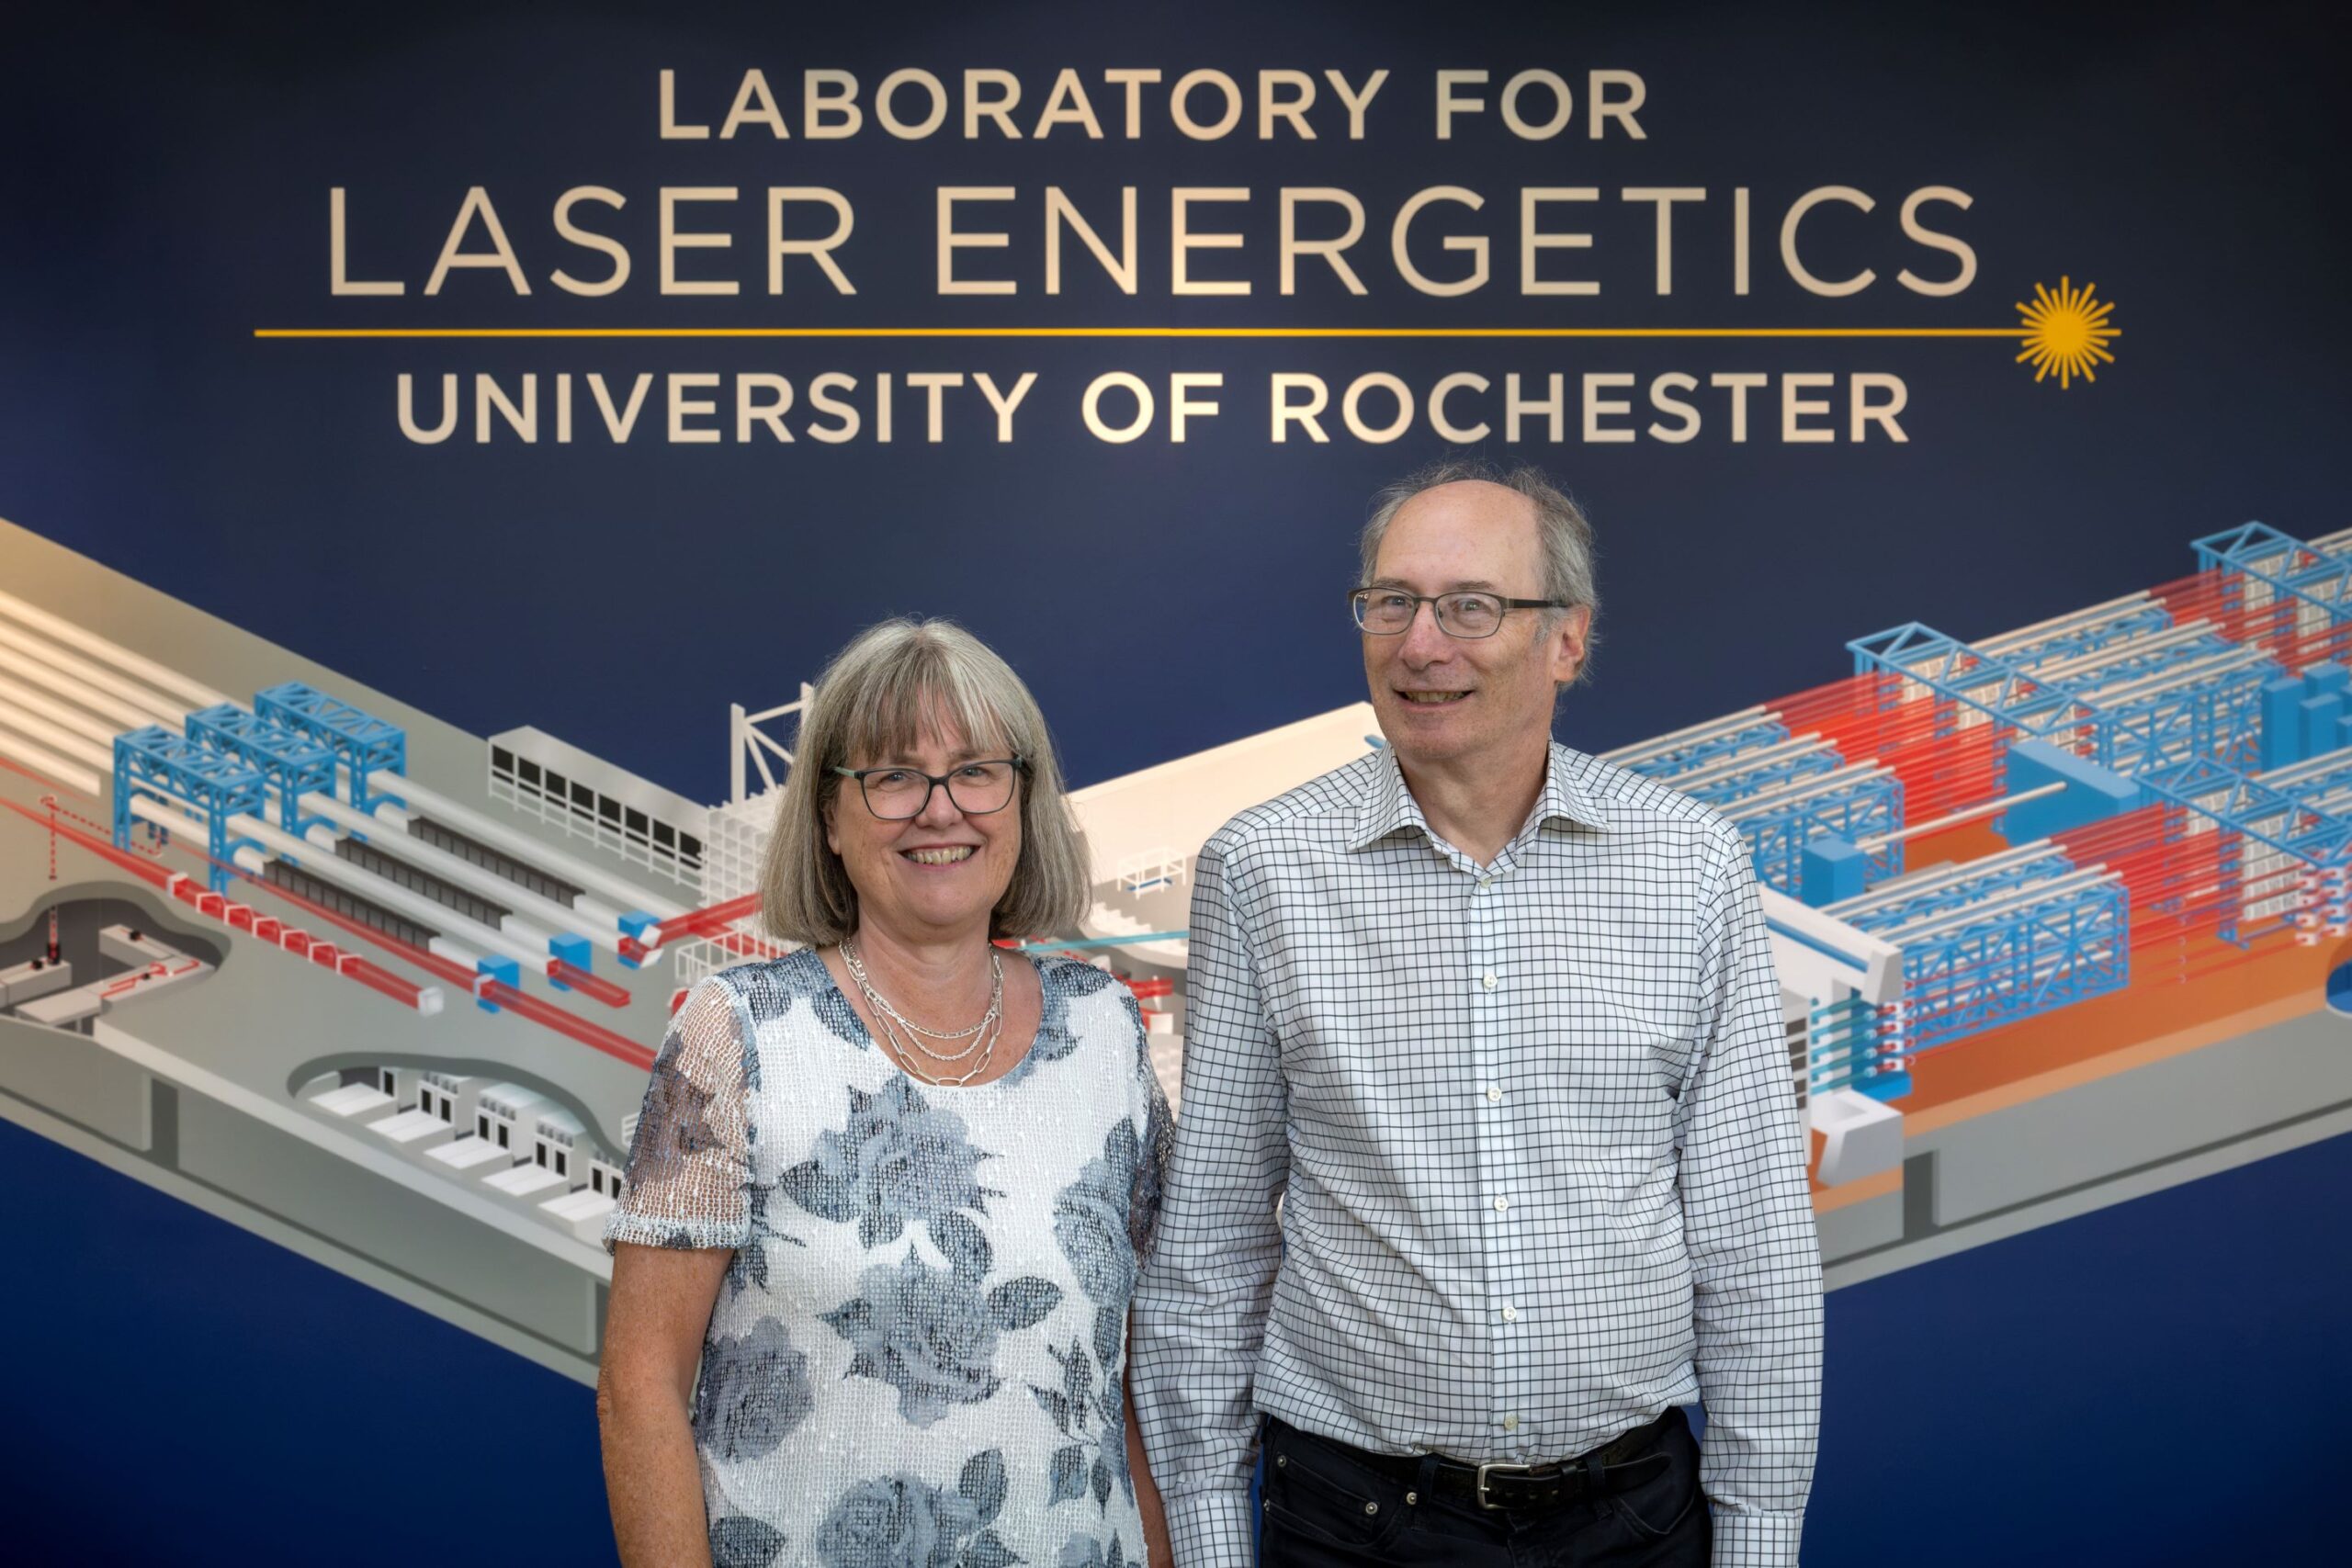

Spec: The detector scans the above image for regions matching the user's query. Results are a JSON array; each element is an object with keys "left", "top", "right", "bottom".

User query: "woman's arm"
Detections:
[
  {"left": 1126, "top": 1363, "right": 1173, "bottom": 1568},
  {"left": 598, "top": 1242, "right": 733, "bottom": 1568}
]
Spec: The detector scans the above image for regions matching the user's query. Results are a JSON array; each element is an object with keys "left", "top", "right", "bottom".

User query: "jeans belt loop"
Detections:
[{"left": 1473, "top": 1461, "right": 1535, "bottom": 1511}]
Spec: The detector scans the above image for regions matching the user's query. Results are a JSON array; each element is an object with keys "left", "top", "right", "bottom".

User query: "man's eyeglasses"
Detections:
[
  {"left": 831, "top": 758, "right": 1027, "bottom": 820},
  {"left": 1349, "top": 589, "right": 1568, "bottom": 640}
]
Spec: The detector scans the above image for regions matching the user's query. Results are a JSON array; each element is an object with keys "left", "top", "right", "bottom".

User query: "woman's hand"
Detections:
[{"left": 599, "top": 1243, "right": 734, "bottom": 1568}]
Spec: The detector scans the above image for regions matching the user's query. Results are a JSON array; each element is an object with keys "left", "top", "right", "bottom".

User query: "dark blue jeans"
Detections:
[{"left": 1257, "top": 1410, "right": 1710, "bottom": 1568}]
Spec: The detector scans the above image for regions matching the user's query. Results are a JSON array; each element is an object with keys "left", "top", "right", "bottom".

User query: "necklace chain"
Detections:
[
  {"left": 840, "top": 939, "right": 1004, "bottom": 1086},
  {"left": 842, "top": 940, "right": 1002, "bottom": 1044}
]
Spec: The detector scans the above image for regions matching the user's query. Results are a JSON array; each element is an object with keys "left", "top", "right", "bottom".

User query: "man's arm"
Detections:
[
  {"left": 1676, "top": 818, "right": 1825, "bottom": 1568},
  {"left": 1130, "top": 831, "right": 1290, "bottom": 1568}
]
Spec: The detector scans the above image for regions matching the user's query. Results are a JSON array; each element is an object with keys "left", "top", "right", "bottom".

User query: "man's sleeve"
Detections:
[
  {"left": 1676, "top": 818, "right": 1824, "bottom": 1568},
  {"left": 1130, "top": 829, "right": 1290, "bottom": 1568}
]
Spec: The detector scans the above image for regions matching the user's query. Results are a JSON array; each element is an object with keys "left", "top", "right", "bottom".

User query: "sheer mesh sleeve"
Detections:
[
  {"left": 604, "top": 976, "right": 754, "bottom": 1253},
  {"left": 1128, "top": 999, "right": 1175, "bottom": 1269}
]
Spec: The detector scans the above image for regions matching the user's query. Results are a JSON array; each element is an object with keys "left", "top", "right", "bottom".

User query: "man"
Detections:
[{"left": 1132, "top": 460, "right": 1821, "bottom": 1568}]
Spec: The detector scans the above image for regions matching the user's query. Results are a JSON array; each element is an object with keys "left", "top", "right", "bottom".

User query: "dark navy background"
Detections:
[
  {"left": 5, "top": 0, "right": 2344, "bottom": 805},
  {"left": 3, "top": 0, "right": 2347, "bottom": 1560}
]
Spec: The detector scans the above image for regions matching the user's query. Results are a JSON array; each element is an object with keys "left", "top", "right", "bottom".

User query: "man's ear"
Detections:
[{"left": 1549, "top": 604, "right": 1593, "bottom": 685}]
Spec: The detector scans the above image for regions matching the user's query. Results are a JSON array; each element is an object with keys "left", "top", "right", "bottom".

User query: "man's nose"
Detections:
[{"left": 1398, "top": 599, "right": 1453, "bottom": 664}]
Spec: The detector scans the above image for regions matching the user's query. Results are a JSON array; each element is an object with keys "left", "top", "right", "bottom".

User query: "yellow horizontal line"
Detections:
[{"left": 254, "top": 325, "right": 2048, "bottom": 341}]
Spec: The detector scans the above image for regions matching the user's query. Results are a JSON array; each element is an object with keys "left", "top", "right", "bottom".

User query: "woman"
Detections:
[{"left": 598, "top": 618, "right": 1174, "bottom": 1568}]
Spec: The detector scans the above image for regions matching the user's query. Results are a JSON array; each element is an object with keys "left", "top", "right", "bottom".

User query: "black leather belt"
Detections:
[{"left": 1272, "top": 1409, "right": 1677, "bottom": 1513}]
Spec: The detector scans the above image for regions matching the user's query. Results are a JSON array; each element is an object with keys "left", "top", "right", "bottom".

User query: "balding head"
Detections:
[{"left": 1359, "top": 459, "right": 1600, "bottom": 682}]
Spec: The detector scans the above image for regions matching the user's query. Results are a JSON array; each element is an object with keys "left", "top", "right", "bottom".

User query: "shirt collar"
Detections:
[
  {"left": 1349, "top": 741, "right": 1611, "bottom": 852},
  {"left": 1537, "top": 745, "right": 1612, "bottom": 835}
]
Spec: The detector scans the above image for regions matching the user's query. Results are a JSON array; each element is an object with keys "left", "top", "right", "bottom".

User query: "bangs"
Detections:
[{"left": 831, "top": 640, "right": 1016, "bottom": 765}]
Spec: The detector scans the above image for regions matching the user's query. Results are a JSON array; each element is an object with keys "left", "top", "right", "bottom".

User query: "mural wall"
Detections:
[{"left": 1, "top": 3, "right": 2344, "bottom": 1563}]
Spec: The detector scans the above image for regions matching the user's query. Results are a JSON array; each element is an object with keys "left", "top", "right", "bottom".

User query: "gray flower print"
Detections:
[
  {"left": 784, "top": 1077, "right": 1000, "bottom": 1262},
  {"left": 1054, "top": 1122, "right": 1140, "bottom": 1306},
  {"left": 738, "top": 948, "right": 869, "bottom": 1052},
  {"left": 639, "top": 1047, "right": 722, "bottom": 1164},
  {"left": 816, "top": 1454, "right": 1020, "bottom": 1568},
  {"left": 711, "top": 1516, "right": 787, "bottom": 1568},
  {"left": 692, "top": 1315, "right": 815, "bottom": 1461},
  {"left": 821, "top": 1251, "right": 1062, "bottom": 1427},
  {"left": 705, "top": 979, "right": 764, "bottom": 1093},
  {"left": 1131, "top": 1089, "right": 1171, "bottom": 1265},
  {"left": 727, "top": 1181, "right": 809, "bottom": 1299},
  {"left": 1032, "top": 1326, "right": 1132, "bottom": 1510},
  {"left": 1057, "top": 1532, "right": 1130, "bottom": 1568},
  {"left": 816, "top": 1476, "right": 978, "bottom": 1568},
  {"left": 1003, "top": 961, "right": 1121, "bottom": 1084}
]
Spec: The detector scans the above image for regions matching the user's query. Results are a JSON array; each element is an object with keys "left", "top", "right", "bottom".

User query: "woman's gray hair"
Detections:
[
  {"left": 1358, "top": 457, "right": 1600, "bottom": 683},
  {"left": 760, "top": 618, "right": 1090, "bottom": 946}
]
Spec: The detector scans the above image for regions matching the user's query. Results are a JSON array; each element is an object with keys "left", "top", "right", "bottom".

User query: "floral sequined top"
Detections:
[{"left": 607, "top": 948, "right": 1173, "bottom": 1568}]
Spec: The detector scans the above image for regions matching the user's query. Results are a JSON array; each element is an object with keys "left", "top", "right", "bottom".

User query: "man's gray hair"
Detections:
[
  {"left": 1358, "top": 458, "right": 1600, "bottom": 682},
  {"left": 761, "top": 617, "right": 1088, "bottom": 946}
]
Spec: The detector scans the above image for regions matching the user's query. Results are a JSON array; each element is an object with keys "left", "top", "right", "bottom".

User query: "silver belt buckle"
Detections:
[{"left": 1474, "top": 1461, "right": 1533, "bottom": 1510}]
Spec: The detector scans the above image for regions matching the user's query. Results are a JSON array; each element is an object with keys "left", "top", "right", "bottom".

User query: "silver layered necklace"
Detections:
[{"left": 840, "top": 938, "right": 1005, "bottom": 1087}]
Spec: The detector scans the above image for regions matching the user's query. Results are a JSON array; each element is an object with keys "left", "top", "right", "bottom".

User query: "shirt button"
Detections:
[
  {"left": 1500, "top": 1304, "right": 1519, "bottom": 1322},
  {"left": 1481, "top": 971, "right": 1498, "bottom": 990},
  {"left": 1477, "top": 876, "right": 1492, "bottom": 890},
  {"left": 1492, "top": 1195, "right": 1510, "bottom": 1213},
  {"left": 1501, "top": 1414, "right": 1520, "bottom": 1432},
  {"left": 1486, "top": 1085, "right": 1503, "bottom": 1104}
]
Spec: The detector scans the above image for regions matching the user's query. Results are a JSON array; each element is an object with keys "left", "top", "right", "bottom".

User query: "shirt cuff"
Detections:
[
  {"left": 1166, "top": 1486, "right": 1257, "bottom": 1568},
  {"left": 1711, "top": 1507, "right": 1804, "bottom": 1568}
]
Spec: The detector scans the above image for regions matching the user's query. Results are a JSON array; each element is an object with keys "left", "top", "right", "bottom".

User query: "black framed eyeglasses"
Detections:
[
  {"left": 831, "top": 757, "right": 1028, "bottom": 820},
  {"left": 1349, "top": 588, "right": 1568, "bottom": 639}
]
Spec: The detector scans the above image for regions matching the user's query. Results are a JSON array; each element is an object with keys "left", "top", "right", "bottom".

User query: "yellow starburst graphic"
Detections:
[{"left": 2016, "top": 277, "right": 2119, "bottom": 388}]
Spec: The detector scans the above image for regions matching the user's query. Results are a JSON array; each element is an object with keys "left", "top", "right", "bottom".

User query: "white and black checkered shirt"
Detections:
[{"left": 1131, "top": 743, "right": 1822, "bottom": 1568}]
